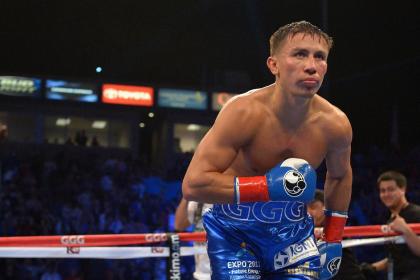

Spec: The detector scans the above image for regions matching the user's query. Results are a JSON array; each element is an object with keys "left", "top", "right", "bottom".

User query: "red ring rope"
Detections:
[{"left": 0, "top": 224, "right": 418, "bottom": 247}]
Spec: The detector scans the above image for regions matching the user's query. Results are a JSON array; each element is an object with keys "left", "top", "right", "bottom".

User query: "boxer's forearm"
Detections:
[
  {"left": 184, "top": 158, "right": 317, "bottom": 205},
  {"left": 324, "top": 168, "right": 352, "bottom": 212},
  {"left": 182, "top": 171, "right": 235, "bottom": 204}
]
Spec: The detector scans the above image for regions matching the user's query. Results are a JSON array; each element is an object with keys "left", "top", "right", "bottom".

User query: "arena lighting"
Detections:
[
  {"left": 56, "top": 118, "right": 71, "bottom": 126},
  {"left": 148, "top": 112, "right": 154, "bottom": 118},
  {"left": 187, "top": 124, "right": 201, "bottom": 131},
  {"left": 139, "top": 122, "right": 145, "bottom": 128},
  {"left": 95, "top": 66, "right": 102, "bottom": 73},
  {"left": 92, "top": 121, "right": 107, "bottom": 129}
]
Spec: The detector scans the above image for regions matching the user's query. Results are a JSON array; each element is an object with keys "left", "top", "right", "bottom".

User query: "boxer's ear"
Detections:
[{"left": 267, "top": 56, "right": 279, "bottom": 75}]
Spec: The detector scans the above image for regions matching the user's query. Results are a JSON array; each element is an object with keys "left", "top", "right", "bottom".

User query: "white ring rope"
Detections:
[{"left": 0, "top": 236, "right": 414, "bottom": 259}]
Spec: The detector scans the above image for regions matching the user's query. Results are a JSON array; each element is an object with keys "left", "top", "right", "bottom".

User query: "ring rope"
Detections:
[
  {"left": 0, "top": 236, "right": 413, "bottom": 259},
  {"left": 0, "top": 246, "right": 207, "bottom": 259},
  {"left": 0, "top": 232, "right": 203, "bottom": 247},
  {"left": 0, "top": 224, "right": 418, "bottom": 247}
]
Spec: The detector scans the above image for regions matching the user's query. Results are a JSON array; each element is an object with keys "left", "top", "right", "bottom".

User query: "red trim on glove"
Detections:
[
  {"left": 236, "top": 176, "right": 269, "bottom": 203},
  {"left": 324, "top": 215, "right": 347, "bottom": 242}
]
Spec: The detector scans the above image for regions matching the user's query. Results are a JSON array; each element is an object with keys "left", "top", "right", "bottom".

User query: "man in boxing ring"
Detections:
[{"left": 182, "top": 21, "right": 352, "bottom": 279}]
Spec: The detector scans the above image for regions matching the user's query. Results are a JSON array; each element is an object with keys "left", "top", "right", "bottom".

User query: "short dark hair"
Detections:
[
  {"left": 269, "top": 20, "right": 333, "bottom": 55},
  {"left": 312, "top": 189, "right": 324, "bottom": 204},
  {"left": 377, "top": 171, "right": 407, "bottom": 189}
]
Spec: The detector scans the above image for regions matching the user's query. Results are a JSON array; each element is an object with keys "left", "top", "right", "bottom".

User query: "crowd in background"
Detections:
[{"left": 0, "top": 141, "right": 419, "bottom": 279}]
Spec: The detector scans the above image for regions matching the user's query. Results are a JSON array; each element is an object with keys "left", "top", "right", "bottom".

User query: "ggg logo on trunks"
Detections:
[
  {"left": 283, "top": 170, "right": 306, "bottom": 197},
  {"left": 273, "top": 237, "right": 318, "bottom": 270}
]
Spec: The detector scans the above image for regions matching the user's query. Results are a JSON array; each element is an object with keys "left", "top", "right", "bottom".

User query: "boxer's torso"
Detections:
[{"left": 223, "top": 86, "right": 339, "bottom": 177}]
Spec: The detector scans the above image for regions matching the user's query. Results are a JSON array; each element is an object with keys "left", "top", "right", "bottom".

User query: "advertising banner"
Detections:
[
  {"left": 0, "top": 76, "right": 41, "bottom": 97},
  {"left": 46, "top": 79, "right": 98, "bottom": 102},
  {"left": 158, "top": 88, "right": 207, "bottom": 110},
  {"left": 102, "top": 84, "right": 154, "bottom": 106}
]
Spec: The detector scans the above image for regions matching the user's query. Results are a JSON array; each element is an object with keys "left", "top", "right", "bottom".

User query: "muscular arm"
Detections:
[
  {"left": 324, "top": 112, "right": 353, "bottom": 212},
  {"left": 182, "top": 98, "right": 258, "bottom": 204}
]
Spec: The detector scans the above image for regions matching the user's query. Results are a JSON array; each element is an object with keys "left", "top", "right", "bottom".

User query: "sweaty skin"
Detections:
[{"left": 182, "top": 33, "right": 352, "bottom": 213}]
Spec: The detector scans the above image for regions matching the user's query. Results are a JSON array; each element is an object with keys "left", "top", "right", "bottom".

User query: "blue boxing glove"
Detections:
[
  {"left": 318, "top": 241, "right": 342, "bottom": 279},
  {"left": 234, "top": 158, "right": 316, "bottom": 203},
  {"left": 267, "top": 158, "right": 317, "bottom": 202},
  {"left": 317, "top": 210, "right": 348, "bottom": 279}
]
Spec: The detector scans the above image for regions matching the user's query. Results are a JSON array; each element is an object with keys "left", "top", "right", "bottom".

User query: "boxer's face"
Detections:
[
  {"left": 307, "top": 200, "right": 325, "bottom": 227},
  {"left": 379, "top": 180, "right": 406, "bottom": 209},
  {"left": 269, "top": 33, "right": 329, "bottom": 98}
]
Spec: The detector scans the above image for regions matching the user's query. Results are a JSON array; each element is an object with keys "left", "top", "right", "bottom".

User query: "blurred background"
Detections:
[{"left": 0, "top": 0, "right": 419, "bottom": 279}]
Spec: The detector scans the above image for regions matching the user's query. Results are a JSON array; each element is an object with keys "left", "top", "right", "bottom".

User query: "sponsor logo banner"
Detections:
[
  {"left": 102, "top": 84, "right": 154, "bottom": 106},
  {"left": 158, "top": 88, "right": 207, "bottom": 110},
  {"left": 0, "top": 76, "right": 41, "bottom": 97},
  {"left": 166, "top": 233, "right": 181, "bottom": 280},
  {"left": 274, "top": 237, "right": 318, "bottom": 270},
  {"left": 46, "top": 79, "right": 98, "bottom": 102}
]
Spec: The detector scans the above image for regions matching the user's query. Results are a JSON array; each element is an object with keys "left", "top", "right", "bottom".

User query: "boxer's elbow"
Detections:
[
  {"left": 182, "top": 173, "right": 206, "bottom": 201},
  {"left": 182, "top": 181, "right": 195, "bottom": 201}
]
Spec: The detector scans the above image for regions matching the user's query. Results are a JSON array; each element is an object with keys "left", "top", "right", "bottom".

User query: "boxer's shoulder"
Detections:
[
  {"left": 216, "top": 91, "right": 270, "bottom": 129},
  {"left": 312, "top": 96, "right": 352, "bottom": 145}
]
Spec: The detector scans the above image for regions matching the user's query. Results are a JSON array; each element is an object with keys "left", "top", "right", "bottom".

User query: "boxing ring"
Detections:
[{"left": 0, "top": 224, "right": 419, "bottom": 279}]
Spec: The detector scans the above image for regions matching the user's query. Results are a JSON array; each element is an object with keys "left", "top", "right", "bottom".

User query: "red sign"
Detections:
[{"left": 102, "top": 84, "right": 154, "bottom": 106}]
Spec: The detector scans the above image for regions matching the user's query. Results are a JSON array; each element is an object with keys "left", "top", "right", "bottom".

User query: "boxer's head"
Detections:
[
  {"left": 267, "top": 21, "right": 331, "bottom": 97},
  {"left": 269, "top": 21, "right": 333, "bottom": 56}
]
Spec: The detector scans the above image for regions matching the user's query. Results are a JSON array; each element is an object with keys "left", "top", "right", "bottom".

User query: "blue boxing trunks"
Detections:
[{"left": 203, "top": 201, "right": 321, "bottom": 279}]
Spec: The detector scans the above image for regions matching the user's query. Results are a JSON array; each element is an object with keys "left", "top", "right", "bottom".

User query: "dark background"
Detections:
[{"left": 1, "top": 0, "right": 419, "bottom": 150}]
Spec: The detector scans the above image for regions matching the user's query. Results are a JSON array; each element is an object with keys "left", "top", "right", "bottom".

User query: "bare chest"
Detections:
[{"left": 234, "top": 125, "right": 327, "bottom": 175}]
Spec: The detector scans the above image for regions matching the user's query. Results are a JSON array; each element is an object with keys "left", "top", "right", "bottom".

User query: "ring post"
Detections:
[{"left": 166, "top": 233, "right": 181, "bottom": 280}]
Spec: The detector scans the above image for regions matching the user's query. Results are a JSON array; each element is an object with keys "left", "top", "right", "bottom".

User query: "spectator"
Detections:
[
  {"left": 307, "top": 190, "right": 367, "bottom": 280},
  {"left": 90, "top": 135, "right": 100, "bottom": 147},
  {"left": 175, "top": 198, "right": 212, "bottom": 280},
  {"left": 75, "top": 130, "right": 88, "bottom": 147},
  {"left": 0, "top": 140, "right": 418, "bottom": 279},
  {"left": 369, "top": 171, "right": 420, "bottom": 279}
]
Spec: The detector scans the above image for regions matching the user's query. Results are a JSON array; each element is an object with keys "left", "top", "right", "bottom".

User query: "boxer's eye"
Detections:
[
  {"left": 294, "top": 51, "right": 307, "bottom": 58},
  {"left": 314, "top": 52, "right": 326, "bottom": 61}
]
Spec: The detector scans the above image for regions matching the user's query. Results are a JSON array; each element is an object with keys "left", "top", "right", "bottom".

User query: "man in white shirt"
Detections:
[{"left": 175, "top": 198, "right": 212, "bottom": 280}]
